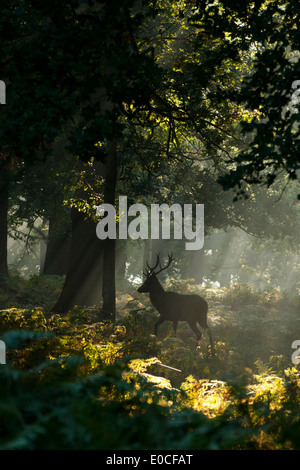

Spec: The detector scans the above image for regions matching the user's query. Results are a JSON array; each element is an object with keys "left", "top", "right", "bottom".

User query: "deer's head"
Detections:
[{"left": 137, "top": 253, "right": 175, "bottom": 293}]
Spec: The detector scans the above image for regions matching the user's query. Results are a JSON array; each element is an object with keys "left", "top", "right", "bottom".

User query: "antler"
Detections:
[
  {"left": 146, "top": 254, "right": 160, "bottom": 273},
  {"left": 144, "top": 253, "right": 175, "bottom": 277}
]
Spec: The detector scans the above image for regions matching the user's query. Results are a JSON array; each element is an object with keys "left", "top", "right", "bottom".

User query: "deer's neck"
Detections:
[{"left": 149, "top": 278, "right": 165, "bottom": 304}]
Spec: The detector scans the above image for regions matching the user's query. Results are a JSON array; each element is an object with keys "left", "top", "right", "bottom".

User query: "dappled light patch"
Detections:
[{"left": 181, "top": 375, "right": 231, "bottom": 417}]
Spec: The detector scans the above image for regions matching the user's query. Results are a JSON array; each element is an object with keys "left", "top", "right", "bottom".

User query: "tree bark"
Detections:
[
  {"left": 101, "top": 141, "right": 118, "bottom": 321},
  {"left": 51, "top": 204, "right": 104, "bottom": 313},
  {"left": 42, "top": 214, "right": 71, "bottom": 276},
  {"left": 116, "top": 241, "right": 127, "bottom": 281}
]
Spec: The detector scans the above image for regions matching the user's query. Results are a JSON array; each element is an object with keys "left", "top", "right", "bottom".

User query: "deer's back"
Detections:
[{"left": 151, "top": 291, "right": 208, "bottom": 321}]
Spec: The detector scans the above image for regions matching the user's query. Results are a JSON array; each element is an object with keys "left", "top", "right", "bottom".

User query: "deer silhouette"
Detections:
[{"left": 137, "top": 253, "right": 213, "bottom": 355}]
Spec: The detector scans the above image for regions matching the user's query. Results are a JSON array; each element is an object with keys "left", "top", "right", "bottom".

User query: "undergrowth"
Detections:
[{"left": 0, "top": 274, "right": 299, "bottom": 450}]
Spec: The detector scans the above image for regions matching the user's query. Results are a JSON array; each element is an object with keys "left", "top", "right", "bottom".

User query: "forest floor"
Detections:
[{"left": 0, "top": 272, "right": 300, "bottom": 450}]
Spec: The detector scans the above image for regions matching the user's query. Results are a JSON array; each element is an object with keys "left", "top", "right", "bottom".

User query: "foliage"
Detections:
[
  {"left": 0, "top": 272, "right": 64, "bottom": 310},
  {"left": 0, "top": 276, "right": 300, "bottom": 449},
  {"left": 214, "top": 1, "right": 300, "bottom": 198}
]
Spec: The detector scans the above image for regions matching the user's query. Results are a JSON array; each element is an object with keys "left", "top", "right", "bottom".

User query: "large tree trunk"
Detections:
[
  {"left": 0, "top": 175, "right": 9, "bottom": 289},
  {"left": 51, "top": 204, "right": 104, "bottom": 313},
  {"left": 101, "top": 141, "right": 118, "bottom": 321},
  {"left": 50, "top": 141, "right": 118, "bottom": 316},
  {"left": 42, "top": 214, "right": 71, "bottom": 276}
]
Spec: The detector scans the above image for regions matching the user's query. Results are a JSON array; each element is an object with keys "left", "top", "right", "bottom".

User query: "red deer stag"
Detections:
[{"left": 137, "top": 253, "right": 213, "bottom": 355}]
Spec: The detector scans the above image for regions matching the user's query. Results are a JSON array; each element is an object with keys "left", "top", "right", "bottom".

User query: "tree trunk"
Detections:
[
  {"left": 51, "top": 205, "right": 104, "bottom": 313},
  {"left": 0, "top": 176, "right": 9, "bottom": 289},
  {"left": 116, "top": 241, "right": 127, "bottom": 281},
  {"left": 101, "top": 141, "right": 118, "bottom": 321},
  {"left": 188, "top": 248, "right": 205, "bottom": 284},
  {"left": 42, "top": 214, "right": 71, "bottom": 276},
  {"left": 213, "top": 231, "right": 233, "bottom": 287}
]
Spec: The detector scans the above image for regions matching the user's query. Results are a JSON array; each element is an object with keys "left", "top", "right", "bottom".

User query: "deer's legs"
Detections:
[
  {"left": 187, "top": 321, "right": 202, "bottom": 342},
  {"left": 173, "top": 321, "right": 178, "bottom": 336},
  {"left": 154, "top": 317, "right": 165, "bottom": 336}
]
